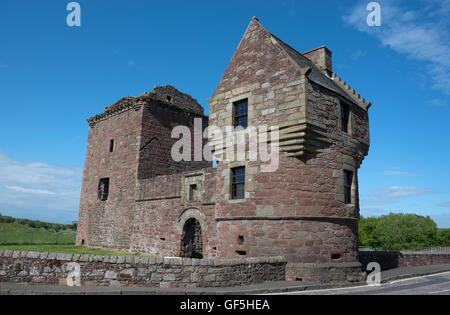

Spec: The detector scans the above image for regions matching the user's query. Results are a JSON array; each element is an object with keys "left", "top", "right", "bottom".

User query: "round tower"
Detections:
[{"left": 207, "top": 17, "right": 370, "bottom": 282}]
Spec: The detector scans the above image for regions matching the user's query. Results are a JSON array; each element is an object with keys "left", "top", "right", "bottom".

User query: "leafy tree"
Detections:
[
  {"left": 359, "top": 213, "right": 442, "bottom": 250},
  {"left": 359, "top": 216, "right": 379, "bottom": 248},
  {"left": 437, "top": 229, "right": 450, "bottom": 246}
]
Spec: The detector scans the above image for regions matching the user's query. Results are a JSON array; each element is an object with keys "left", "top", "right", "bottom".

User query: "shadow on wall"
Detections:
[{"left": 359, "top": 251, "right": 402, "bottom": 271}]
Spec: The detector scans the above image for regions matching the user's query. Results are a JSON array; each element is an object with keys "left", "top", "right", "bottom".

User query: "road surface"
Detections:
[{"left": 275, "top": 271, "right": 450, "bottom": 295}]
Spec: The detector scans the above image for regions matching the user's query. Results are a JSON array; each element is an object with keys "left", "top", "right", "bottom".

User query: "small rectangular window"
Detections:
[
  {"left": 189, "top": 184, "right": 197, "bottom": 201},
  {"left": 98, "top": 178, "right": 110, "bottom": 201},
  {"left": 340, "top": 103, "right": 350, "bottom": 133},
  {"left": 233, "top": 99, "right": 248, "bottom": 129},
  {"left": 109, "top": 139, "right": 114, "bottom": 153},
  {"left": 231, "top": 167, "right": 245, "bottom": 200},
  {"left": 344, "top": 170, "right": 353, "bottom": 204}
]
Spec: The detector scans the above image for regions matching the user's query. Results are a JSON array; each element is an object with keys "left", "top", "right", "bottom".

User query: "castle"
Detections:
[{"left": 76, "top": 17, "right": 371, "bottom": 282}]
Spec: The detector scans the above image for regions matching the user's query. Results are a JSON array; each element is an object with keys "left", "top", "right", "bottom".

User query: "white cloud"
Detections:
[
  {"left": 439, "top": 202, "right": 450, "bottom": 208},
  {"left": 5, "top": 185, "right": 56, "bottom": 196},
  {"left": 383, "top": 170, "right": 416, "bottom": 176},
  {"left": 0, "top": 151, "right": 82, "bottom": 223},
  {"left": 383, "top": 186, "right": 427, "bottom": 198},
  {"left": 344, "top": 0, "right": 450, "bottom": 94},
  {"left": 349, "top": 49, "right": 367, "bottom": 61},
  {"left": 428, "top": 98, "right": 447, "bottom": 107},
  {"left": 361, "top": 185, "right": 430, "bottom": 206},
  {"left": 360, "top": 207, "right": 388, "bottom": 217}
]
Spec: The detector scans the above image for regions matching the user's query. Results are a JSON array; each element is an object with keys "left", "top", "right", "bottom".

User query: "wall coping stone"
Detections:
[
  {"left": 0, "top": 250, "right": 287, "bottom": 267},
  {"left": 359, "top": 251, "right": 450, "bottom": 256},
  {"left": 287, "top": 262, "right": 362, "bottom": 268},
  {"left": 56, "top": 253, "right": 73, "bottom": 261},
  {"left": 26, "top": 251, "right": 41, "bottom": 259}
]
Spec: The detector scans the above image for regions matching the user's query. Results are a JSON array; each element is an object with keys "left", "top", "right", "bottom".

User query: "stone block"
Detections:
[
  {"left": 26, "top": 252, "right": 41, "bottom": 259},
  {"left": 104, "top": 270, "right": 117, "bottom": 280},
  {"left": 56, "top": 253, "right": 73, "bottom": 261}
]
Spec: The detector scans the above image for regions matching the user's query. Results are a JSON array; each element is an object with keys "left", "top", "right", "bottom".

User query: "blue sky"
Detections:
[{"left": 0, "top": 0, "right": 449, "bottom": 227}]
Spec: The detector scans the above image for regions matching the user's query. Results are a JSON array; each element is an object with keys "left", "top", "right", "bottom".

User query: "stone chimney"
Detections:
[{"left": 303, "top": 46, "right": 332, "bottom": 76}]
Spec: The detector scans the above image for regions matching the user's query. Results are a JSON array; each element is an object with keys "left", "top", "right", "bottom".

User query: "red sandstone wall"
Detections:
[
  {"left": 130, "top": 200, "right": 217, "bottom": 258},
  {"left": 138, "top": 103, "right": 210, "bottom": 179},
  {"left": 77, "top": 17, "right": 370, "bottom": 284},
  {"left": 131, "top": 168, "right": 218, "bottom": 257},
  {"left": 76, "top": 107, "right": 143, "bottom": 250},
  {"left": 214, "top": 153, "right": 359, "bottom": 264},
  {"left": 78, "top": 93, "right": 212, "bottom": 253},
  {"left": 208, "top": 18, "right": 369, "bottom": 272}
]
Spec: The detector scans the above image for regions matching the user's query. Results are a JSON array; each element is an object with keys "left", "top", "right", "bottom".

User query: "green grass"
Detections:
[
  {"left": 0, "top": 223, "right": 76, "bottom": 245},
  {"left": 0, "top": 244, "right": 149, "bottom": 257},
  {"left": 0, "top": 222, "right": 152, "bottom": 257},
  {"left": 0, "top": 220, "right": 155, "bottom": 257}
]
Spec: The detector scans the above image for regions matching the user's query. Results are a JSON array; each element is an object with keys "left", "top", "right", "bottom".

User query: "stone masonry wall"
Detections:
[
  {"left": 138, "top": 102, "right": 210, "bottom": 180},
  {"left": 209, "top": 18, "right": 366, "bottom": 262},
  {"left": 359, "top": 251, "right": 450, "bottom": 271},
  {"left": 131, "top": 168, "right": 218, "bottom": 258},
  {"left": 0, "top": 250, "right": 286, "bottom": 288},
  {"left": 76, "top": 105, "right": 143, "bottom": 251},
  {"left": 77, "top": 86, "right": 211, "bottom": 253},
  {"left": 206, "top": 18, "right": 370, "bottom": 283}
]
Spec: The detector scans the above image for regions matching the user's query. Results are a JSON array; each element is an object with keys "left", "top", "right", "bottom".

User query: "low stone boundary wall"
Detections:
[
  {"left": 0, "top": 250, "right": 286, "bottom": 288},
  {"left": 359, "top": 251, "right": 450, "bottom": 271},
  {"left": 286, "top": 262, "right": 365, "bottom": 283}
]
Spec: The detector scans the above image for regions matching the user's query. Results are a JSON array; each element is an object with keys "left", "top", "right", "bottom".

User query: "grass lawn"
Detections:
[
  {"left": 0, "top": 223, "right": 75, "bottom": 245},
  {"left": 0, "top": 222, "right": 152, "bottom": 257},
  {"left": 0, "top": 244, "right": 150, "bottom": 257}
]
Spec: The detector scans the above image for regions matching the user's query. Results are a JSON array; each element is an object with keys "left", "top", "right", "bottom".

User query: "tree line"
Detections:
[
  {"left": 359, "top": 213, "right": 450, "bottom": 251},
  {"left": 0, "top": 214, "right": 77, "bottom": 232}
]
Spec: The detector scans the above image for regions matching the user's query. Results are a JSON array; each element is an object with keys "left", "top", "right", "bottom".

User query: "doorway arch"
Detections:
[{"left": 180, "top": 218, "right": 203, "bottom": 258}]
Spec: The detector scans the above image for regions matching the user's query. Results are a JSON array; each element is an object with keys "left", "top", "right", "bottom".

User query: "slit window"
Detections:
[
  {"left": 233, "top": 99, "right": 248, "bottom": 129},
  {"left": 109, "top": 139, "right": 114, "bottom": 153},
  {"left": 189, "top": 184, "right": 197, "bottom": 201},
  {"left": 344, "top": 170, "right": 353, "bottom": 204},
  {"left": 231, "top": 167, "right": 245, "bottom": 200},
  {"left": 98, "top": 178, "right": 110, "bottom": 201},
  {"left": 340, "top": 103, "right": 350, "bottom": 133}
]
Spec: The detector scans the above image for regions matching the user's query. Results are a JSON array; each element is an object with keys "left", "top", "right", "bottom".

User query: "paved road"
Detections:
[{"left": 277, "top": 271, "right": 450, "bottom": 295}]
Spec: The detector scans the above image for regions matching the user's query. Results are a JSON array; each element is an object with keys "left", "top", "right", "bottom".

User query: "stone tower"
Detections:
[
  {"left": 76, "top": 86, "right": 209, "bottom": 250},
  {"left": 207, "top": 17, "right": 370, "bottom": 282}
]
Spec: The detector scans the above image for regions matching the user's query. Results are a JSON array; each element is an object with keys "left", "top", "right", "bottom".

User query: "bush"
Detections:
[
  {"left": 437, "top": 229, "right": 450, "bottom": 246},
  {"left": 359, "top": 213, "right": 446, "bottom": 251}
]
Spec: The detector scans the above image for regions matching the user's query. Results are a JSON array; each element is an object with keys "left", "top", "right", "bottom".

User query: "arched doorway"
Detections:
[{"left": 180, "top": 218, "right": 203, "bottom": 258}]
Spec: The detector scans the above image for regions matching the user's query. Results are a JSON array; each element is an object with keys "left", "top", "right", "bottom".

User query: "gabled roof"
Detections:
[
  {"left": 271, "top": 34, "right": 350, "bottom": 99},
  {"left": 252, "top": 18, "right": 371, "bottom": 110}
]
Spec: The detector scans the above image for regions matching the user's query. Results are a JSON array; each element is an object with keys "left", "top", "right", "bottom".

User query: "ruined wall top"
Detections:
[{"left": 87, "top": 85, "right": 205, "bottom": 127}]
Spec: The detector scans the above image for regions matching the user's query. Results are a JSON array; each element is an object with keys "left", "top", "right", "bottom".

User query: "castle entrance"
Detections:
[{"left": 180, "top": 218, "right": 203, "bottom": 258}]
